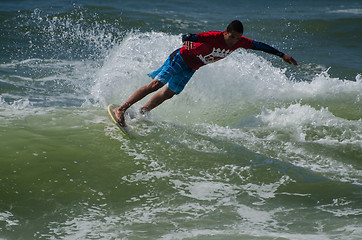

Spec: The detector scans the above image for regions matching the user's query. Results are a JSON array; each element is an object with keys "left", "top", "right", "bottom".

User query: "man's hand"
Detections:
[
  {"left": 282, "top": 55, "right": 298, "bottom": 66},
  {"left": 183, "top": 41, "right": 194, "bottom": 50}
]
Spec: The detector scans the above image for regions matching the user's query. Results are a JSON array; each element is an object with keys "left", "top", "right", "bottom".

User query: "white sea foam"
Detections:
[
  {"left": 257, "top": 103, "right": 361, "bottom": 143},
  {"left": 329, "top": 8, "right": 362, "bottom": 15},
  {"left": 0, "top": 211, "right": 19, "bottom": 228},
  {"left": 91, "top": 31, "right": 361, "bottom": 126}
]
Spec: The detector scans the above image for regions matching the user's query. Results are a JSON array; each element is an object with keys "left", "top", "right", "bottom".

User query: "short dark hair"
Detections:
[{"left": 226, "top": 20, "right": 244, "bottom": 34}]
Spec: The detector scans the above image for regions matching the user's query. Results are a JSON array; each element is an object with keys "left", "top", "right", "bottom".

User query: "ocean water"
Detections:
[{"left": 1, "top": 0, "right": 361, "bottom": 239}]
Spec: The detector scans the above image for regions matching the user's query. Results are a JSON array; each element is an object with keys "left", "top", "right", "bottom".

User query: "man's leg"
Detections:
[
  {"left": 140, "top": 86, "right": 175, "bottom": 114},
  {"left": 113, "top": 79, "right": 164, "bottom": 126}
]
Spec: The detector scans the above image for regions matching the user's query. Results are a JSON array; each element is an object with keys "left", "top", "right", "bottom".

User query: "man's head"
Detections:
[
  {"left": 224, "top": 20, "right": 244, "bottom": 46},
  {"left": 226, "top": 20, "right": 244, "bottom": 34}
]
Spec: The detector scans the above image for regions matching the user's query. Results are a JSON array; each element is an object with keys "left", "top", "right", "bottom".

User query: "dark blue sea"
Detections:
[{"left": 1, "top": 0, "right": 361, "bottom": 239}]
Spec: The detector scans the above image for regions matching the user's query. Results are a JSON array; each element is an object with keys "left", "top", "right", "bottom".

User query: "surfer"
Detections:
[{"left": 113, "top": 20, "right": 298, "bottom": 126}]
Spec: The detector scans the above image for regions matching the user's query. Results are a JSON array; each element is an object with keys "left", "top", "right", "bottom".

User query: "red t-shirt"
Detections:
[{"left": 180, "top": 31, "right": 254, "bottom": 70}]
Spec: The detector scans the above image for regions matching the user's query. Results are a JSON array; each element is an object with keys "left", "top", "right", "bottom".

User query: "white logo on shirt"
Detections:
[{"left": 197, "top": 48, "right": 232, "bottom": 65}]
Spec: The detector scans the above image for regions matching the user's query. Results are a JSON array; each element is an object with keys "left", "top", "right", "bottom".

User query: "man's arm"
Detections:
[
  {"left": 182, "top": 33, "right": 198, "bottom": 50},
  {"left": 252, "top": 41, "right": 298, "bottom": 65},
  {"left": 182, "top": 33, "right": 198, "bottom": 42}
]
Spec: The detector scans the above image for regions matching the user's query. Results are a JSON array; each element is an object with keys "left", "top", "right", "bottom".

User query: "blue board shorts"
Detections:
[{"left": 147, "top": 49, "right": 196, "bottom": 94}]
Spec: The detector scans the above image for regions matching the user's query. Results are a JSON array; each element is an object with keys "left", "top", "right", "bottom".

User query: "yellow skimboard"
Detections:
[{"left": 107, "top": 104, "right": 132, "bottom": 138}]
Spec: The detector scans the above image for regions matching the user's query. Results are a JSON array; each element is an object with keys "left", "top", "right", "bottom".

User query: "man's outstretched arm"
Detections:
[{"left": 252, "top": 41, "right": 298, "bottom": 65}]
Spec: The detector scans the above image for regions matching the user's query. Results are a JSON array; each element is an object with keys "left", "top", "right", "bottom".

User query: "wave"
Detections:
[{"left": 92, "top": 31, "right": 362, "bottom": 121}]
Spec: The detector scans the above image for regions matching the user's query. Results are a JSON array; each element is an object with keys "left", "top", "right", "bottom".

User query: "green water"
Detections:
[{"left": 1, "top": 106, "right": 361, "bottom": 239}]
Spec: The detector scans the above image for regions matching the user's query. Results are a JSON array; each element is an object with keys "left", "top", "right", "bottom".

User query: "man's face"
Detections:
[{"left": 224, "top": 30, "right": 243, "bottom": 47}]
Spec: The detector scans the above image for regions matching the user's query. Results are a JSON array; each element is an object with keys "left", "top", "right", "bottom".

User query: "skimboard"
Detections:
[{"left": 107, "top": 104, "right": 132, "bottom": 138}]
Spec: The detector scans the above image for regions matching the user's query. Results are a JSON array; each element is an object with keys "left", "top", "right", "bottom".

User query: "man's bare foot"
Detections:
[
  {"left": 113, "top": 107, "right": 126, "bottom": 127},
  {"left": 139, "top": 107, "right": 149, "bottom": 115}
]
